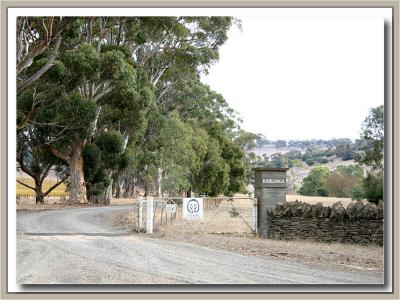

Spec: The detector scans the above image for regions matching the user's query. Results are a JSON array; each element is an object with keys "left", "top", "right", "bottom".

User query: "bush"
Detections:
[
  {"left": 317, "top": 187, "right": 329, "bottom": 196},
  {"left": 316, "top": 157, "right": 329, "bottom": 164},
  {"left": 351, "top": 185, "right": 365, "bottom": 201},
  {"left": 299, "top": 166, "right": 329, "bottom": 196},
  {"left": 342, "top": 149, "right": 355, "bottom": 161},
  {"left": 305, "top": 159, "right": 315, "bottom": 166},
  {"left": 323, "top": 149, "right": 335, "bottom": 157},
  {"left": 363, "top": 173, "right": 383, "bottom": 204}
]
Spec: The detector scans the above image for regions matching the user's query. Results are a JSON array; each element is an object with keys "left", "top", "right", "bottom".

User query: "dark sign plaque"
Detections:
[{"left": 252, "top": 167, "right": 288, "bottom": 237}]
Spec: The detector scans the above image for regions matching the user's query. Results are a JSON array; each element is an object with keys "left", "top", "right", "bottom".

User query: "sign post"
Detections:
[{"left": 253, "top": 167, "right": 288, "bottom": 237}]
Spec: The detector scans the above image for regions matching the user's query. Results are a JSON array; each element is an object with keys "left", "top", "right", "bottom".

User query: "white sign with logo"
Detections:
[
  {"left": 166, "top": 204, "right": 177, "bottom": 214},
  {"left": 183, "top": 198, "right": 203, "bottom": 220}
]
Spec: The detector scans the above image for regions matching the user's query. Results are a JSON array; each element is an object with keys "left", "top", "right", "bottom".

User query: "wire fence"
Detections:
[{"left": 133, "top": 197, "right": 257, "bottom": 235}]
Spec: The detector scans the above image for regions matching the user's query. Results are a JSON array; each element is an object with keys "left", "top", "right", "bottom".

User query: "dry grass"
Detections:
[
  {"left": 16, "top": 194, "right": 137, "bottom": 211},
  {"left": 17, "top": 177, "right": 68, "bottom": 197},
  {"left": 110, "top": 198, "right": 137, "bottom": 206},
  {"left": 286, "top": 194, "right": 366, "bottom": 207},
  {"left": 130, "top": 198, "right": 256, "bottom": 235},
  {"left": 152, "top": 231, "right": 384, "bottom": 273}
]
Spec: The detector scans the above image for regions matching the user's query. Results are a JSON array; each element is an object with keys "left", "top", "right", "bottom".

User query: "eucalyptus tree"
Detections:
[
  {"left": 354, "top": 105, "right": 384, "bottom": 203},
  {"left": 17, "top": 125, "right": 68, "bottom": 204},
  {"left": 16, "top": 17, "right": 73, "bottom": 75},
  {"left": 172, "top": 79, "right": 247, "bottom": 197},
  {"left": 17, "top": 17, "right": 142, "bottom": 204},
  {"left": 17, "top": 16, "right": 236, "bottom": 203},
  {"left": 17, "top": 89, "right": 96, "bottom": 203},
  {"left": 91, "top": 17, "right": 234, "bottom": 202},
  {"left": 355, "top": 105, "right": 384, "bottom": 173},
  {"left": 137, "top": 74, "right": 247, "bottom": 197},
  {"left": 17, "top": 17, "right": 82, "bottom": 128}
]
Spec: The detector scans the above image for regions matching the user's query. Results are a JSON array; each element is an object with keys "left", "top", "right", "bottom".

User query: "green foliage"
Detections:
[
  {"left": 353, "top": 105, "right": 384, "bottom": 204},
  {"left": 361, "top": 173, "right": 384, "bottom": 204},
  {"left": 162, "top": 166, "right": 191, "bottom": 195},
  {"left": 94, "top": 131, "right": 124, "bottom": 169},
  {"left": 300, "top": 164, "right": 364, "bottom": 198},
  {"left": 341, "top": 149, "right": 355, "bottom": 161},
  {"left": 16, "top": 17, "right": 249, "bottom": 202},
  {"left": 351, "top": 185, "right": 365, "bottom": 201},
  {"left": 101, "top": 44, "right": 131, "bottom": 59},
  {"left": 83, "top": 144, "right": 102, "bottom": 183},
  {"left": 305, "top": 159, "right": 315, "bottom": 166},
  {"left": 316, "top": 157, "right": 329, "bottom": 164},
  {"left": 100, "top": 50, "right": 133, "bottom": 82},
  {"left": 84, "top": 131, "right": 128, "bottom": 196},
  {"left": 316, "top": 187, "right": 329, "bottom": 197},
  {"left": 287, "top": 150, "right": 302, "bottom": 160},
  {"left": 336, "top": 165, "right": 364, "bottom": 179},
  {"left": 194, "top": 139, "right": 230, "bottom": 196},
  {"left": 299, "top": 166, "right": 330, "bottom": 196},
  {"left": 62, "top": 43, "right": 101, "bottom": 85},
  {"left": 355, "top": 105, "right": 384, "bottom": 172},
  {"left": 221, "top": 139, "right": 245, "bottom": 196}
]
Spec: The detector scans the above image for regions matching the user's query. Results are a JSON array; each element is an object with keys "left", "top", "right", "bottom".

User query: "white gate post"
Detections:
[
  {"left": 138, "top": 198, "right": 143, "bottom": 230},
  {"left": 146, "top": 196, "right": 154, "bottom": 233},
  {"left": 253, "top": 197, "right": 258, "bottom": 234}
]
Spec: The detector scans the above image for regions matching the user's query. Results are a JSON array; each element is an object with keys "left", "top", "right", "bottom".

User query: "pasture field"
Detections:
[{"left": 16, "top": 177, "right": 68, "bottom": 197}]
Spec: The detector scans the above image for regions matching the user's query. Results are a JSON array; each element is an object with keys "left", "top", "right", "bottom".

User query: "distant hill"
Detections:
[{"left": 249, "top": 138, "right": 370, "bottom": 194}]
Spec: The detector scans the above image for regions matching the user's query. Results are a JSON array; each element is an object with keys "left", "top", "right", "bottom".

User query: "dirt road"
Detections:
[{"left": 17, "top": 205, "right": 383, "bottom": 284}]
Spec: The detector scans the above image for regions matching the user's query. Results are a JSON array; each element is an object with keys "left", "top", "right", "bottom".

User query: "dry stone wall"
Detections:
[{"left": 266, "top": 200, "right": 384, "bottom": 246}]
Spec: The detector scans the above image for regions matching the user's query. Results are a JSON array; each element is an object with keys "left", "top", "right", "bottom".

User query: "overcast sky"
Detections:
[{"left": 201, "top": 16, "right": 384, "bottom": 141}]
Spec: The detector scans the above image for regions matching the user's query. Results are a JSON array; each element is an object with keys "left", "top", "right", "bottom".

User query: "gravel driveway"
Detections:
[{"left": 17, "top": 205, "right": 384, "bottom": 285}]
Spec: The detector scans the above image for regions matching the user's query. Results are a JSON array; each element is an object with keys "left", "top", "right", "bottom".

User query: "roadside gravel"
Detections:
[{"left": 17, "top": 205, "right": 384, "bottom": 284}]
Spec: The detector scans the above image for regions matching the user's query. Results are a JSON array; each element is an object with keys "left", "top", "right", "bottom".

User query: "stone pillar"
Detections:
[{"left": 253, "top": 167, "right": 288, "bottom": 237}]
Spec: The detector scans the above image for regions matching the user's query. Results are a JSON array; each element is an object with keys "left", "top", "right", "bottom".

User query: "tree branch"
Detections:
[
  {"left": 43, "top": 176, "right": 68, "bottom": 197},
  {"left": 17, "top": 18, "right": 72, "bottom": 74},
  {"left": 48, "top": 145, "right": 71, "bottom": 164},
  {"left": 16, "top": 154, "right": 36, "bottom": 178},
  {"left": 17, "top": 37, "right": 62, "bottom": 93},
  {"left": 93, "top": 86, "right": 113, "bottom": 102},
  {"left": 17, "top": 179, "right": 36, "bottom": 191}
]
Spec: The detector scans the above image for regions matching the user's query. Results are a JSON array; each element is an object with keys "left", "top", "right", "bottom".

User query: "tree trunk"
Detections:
[
  {"left": 67, "top": 142, "right": 87, "bottom": 204},
  {"left": 123, "top": 177, "right": 130, "bottom": 198},
  {"left": 116, "top": 180, "right": 123, "bottom": 198},
  {"left": 104, "top": 181, "right": 113, "bottom": 203},
  {"left": 115, "top": 181, "right": 121, "bottom": 198},
  {"left": 92, "top": 178, "right": 113, "bottom": 205},
  {"left": 35, "top": 187, "right": 45, "bottom": 204},
  {"left": 156, "top": 167, "right": 163, "bottom": 197},
  {"left": 186, "top": 187, "right": 192, "bottom": 198},
  {"left": 131, "top": 184, "right": 136, "bottom": 197}
]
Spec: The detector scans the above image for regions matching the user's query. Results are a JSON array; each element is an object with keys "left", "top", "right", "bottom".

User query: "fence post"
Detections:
[
  {"left": 138, "top": 198, "right": 143, "bottom": 230},
  {"left": 146, "top": 196, "right": 154, "bottom": 234},
  {"left": 253, "top": 197, "right": 258, "bottom": 235}
]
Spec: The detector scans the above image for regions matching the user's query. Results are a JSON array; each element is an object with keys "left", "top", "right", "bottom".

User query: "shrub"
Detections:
[
  {"left": 351, "top": 185, "right": 365, "bottom": 201},
  {"left": 317, "top": 187, "right": 329, "bottom": 196},
  {"left": 316, "top": 157, "right": 329, "bottom": 164},
  {"left": 342, "top": 149, "right": 355, "bottom": 161},
  {"left": 305, "top": 159, "right": 315, "bottom": 166},
  {"left": 363, "top": 173, "right": 383, "bottom": 204}
]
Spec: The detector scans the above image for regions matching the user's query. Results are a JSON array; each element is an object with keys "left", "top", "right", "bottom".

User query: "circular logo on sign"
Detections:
[{"left": 187, "top": 199, "right": 199, "bottom": 213}]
